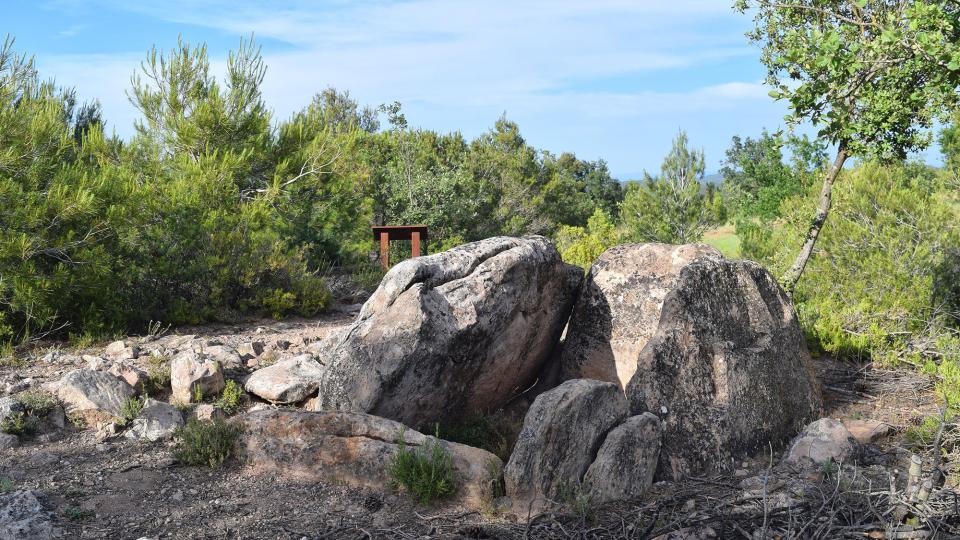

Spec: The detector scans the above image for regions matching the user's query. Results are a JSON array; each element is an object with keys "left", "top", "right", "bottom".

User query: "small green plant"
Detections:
[
  {"left": 0, "top": 477, "right": 13, "bottom": 493},
  {"left": 15, "top": 390, "right": 56, "bottom": 417},
  {"left": 387, "top": 430, "right": 456, "bottom": 505},
  {"left": 1, "top": 411, "right": 37, "bottom": 436},
  {"left": 117, "top": 395, "right": 145, "bottom": 427},
  {"left": 439, "top": 411, "right": 515, "bottom": 462},
  {"left": 67, "top": 412, "right": 87, "bottom": 429},
  {"left": 820, "top": 459, "right": 840, "bottom": 477},
  {"left": 214, "top": 380, "right": 244, "bottom": 415},
  {"left": 62, "top": 507, "right": 94, "bottom": 521},
  {"left": 557, "top": 482, "right": 594, "bottom": 519},
  {"left": 145, "top": 355, "right": 171, "bottom": 395},
  {"left": 173, "top": 419, "right": 243, "bottom": 467},
  {"left": 192, "top": 382, "right": 204, "bottom": 403}
]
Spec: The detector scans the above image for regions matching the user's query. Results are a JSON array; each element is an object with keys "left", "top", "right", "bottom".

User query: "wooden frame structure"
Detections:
[{"left": 372, "top": 225, "right": 428, "bottom": 271}]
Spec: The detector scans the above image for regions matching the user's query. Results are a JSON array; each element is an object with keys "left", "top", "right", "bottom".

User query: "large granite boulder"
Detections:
[
  {"left": 0, "top": 490, "right": 58, "bottom": 540},
  {"left": 317, "top": 236, "right": 582, "bottom": 427},
  {"left": 239, "top": 409, "right": 503, "bottom": 508},
  {"left": 504, "top": 379, "right": 627, "bottom": 510},
  {"left": 624, "top": 252, "right": 823, "bottom": 480},
  {"left": 559, "top": 243, "right": 722, "bottom": 388}
]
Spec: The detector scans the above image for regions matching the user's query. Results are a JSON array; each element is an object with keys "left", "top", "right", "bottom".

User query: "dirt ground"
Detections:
[{"left": 1, "top": 314, "right": 955, "bottom": 539}]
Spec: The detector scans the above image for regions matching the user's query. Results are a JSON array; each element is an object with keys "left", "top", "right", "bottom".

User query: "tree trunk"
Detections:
[{"left": 781, "top": 141, "right": 849, "bottom": 296}]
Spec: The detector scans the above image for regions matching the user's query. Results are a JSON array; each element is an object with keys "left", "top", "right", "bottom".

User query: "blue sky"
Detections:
[{"left": 5, "top": 1, "right": 945, "bottom": 178}]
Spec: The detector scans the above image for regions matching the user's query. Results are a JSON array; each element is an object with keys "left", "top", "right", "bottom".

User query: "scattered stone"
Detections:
[
  {"left": 103, "top": 340, "right": 139, "bottom": 360},
  {"left": 95, "top": 422, "right": 119, "bottom": 441},
  {"left": 621, "top": 249, "right": 822, "bottom": 479},
  {"left": 784, "top": 418, "right": 860, "bottom": 467},
  {"left": 560, "top": 243, "right": 722, "bottom": 387},
  {"left": 236, "top": 341, "right": 265, "bottom": 361},
  {"left": 583, "top": 413, "right": 661, "bottom": 504},
  {"left": 273, "top": 339, "right": 292, "bottom": 351},
  {"left": 0, "top": 490, "right": 58, "bottom": 540},
  {"left": 843, "top": 419, "right": 892, "bottom": 444},
  {"left": 319, "top": 236, "right": 582, "bottom": 427},
  {"left": 504, "top": 379, "right": 628, "bottom": 510},
  {"left": 54, "top": 369, "right": 135, "bottom": 422},
  {"left": 201, "top": 345, "right": 243, "bottom": 371},
  {"left": 170, "top": 352, "right": 225, "bottom": 404},
  {"left": 192, "top": 404, "right": 226, "bottom": 422},
  {"left": 240, "top": 409, "right": 503, "bottom": 508},
  {"left": 124, "top": 399, "right": 184, "bottom": 442},
  {"left": 244, "top": 355, "right": 325, "bottom": 404},
  {"left": 108, "top": 362, "right": 148, "bottom": 390},
  {"left": 85, "top": 356, "right": 109, "bottom": 371},
  {"left": 0, "top": 433, "right": 18, "bottom": 450}
]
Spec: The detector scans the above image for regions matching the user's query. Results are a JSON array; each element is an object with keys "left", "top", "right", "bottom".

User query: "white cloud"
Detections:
[{"left": 32, "top": 0, "right": 779, "bottom": 173}]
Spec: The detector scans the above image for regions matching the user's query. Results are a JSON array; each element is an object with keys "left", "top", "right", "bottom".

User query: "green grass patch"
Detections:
[
  {"left": 702, "top": 224, "right": 742, "bottom": 258},
  {"left": 387, "top": 431, "right": 456, "bottom": 505}
]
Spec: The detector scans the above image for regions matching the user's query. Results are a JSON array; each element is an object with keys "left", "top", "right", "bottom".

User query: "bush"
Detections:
[
  {"left": 387, "top": 431, "right": 456, "bottom": 504},
  {"left": 1, "top": 390, "right": 58, "bottom": 436},
  {"left": 145, "top": 356, "right": 171, "bottom": 396},
  {"left": 214, "top": 380, "right": 245, "bottom": 415},
  {"left": 117, "top": 395, "right": 145, "bottom": 427},
  {"left": 173, "top": 419, "right": 243, "bottom": 467}
]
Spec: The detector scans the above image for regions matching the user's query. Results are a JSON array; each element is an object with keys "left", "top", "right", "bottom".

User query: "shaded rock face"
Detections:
[
  {"left": 318, "top": 236, "right": 582, "bottom": 427},
  {"left": 583, "top": 413, "right": 661, "bottom": 504},
  {"left": 625, "top": 255, "right": 823, "bottom": 480},
  {"left": 0, "top": 490, "right": 58, "bottom": 540},
  {"left": 239, "top": 409, "right": 503, "bottom": 508},
  {"left": 784, "top": 418, "right": 860, "bottom": 467},
  {"left": 55, "top": 369, "right": 135, "bottom": 422},
  {"left": 560, "top": 243, "right": 722, "bottom": 388},
  {"left": 504, "top": 379, "right": 627, "bottom": 509},
  {"left": 244, "top": 354, "right": 325, "bottom": 404}
]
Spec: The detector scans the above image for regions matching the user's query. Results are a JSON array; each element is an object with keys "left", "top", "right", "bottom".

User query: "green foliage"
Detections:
[
  {"left": 1, "top": 390, "right": 57, "bottom": 436},
  {"left": 145, "top": 355, "right": 171, "bottom": 396},
  {"left": 941, "top": 108, "right": 960, "bottom": 175},
  {"left": 14, "top": 390, "right": 56, "bottom": 417},
  {"left": 738, "top": 1, "right": 960, "bottom": 161},
  {"left": 62, "top": 507, "right": 94, "bottom": 521},
  {"left": 555, "top": 209, "right": 619, "bottom": 269},
  {"left": 387, "top": 430, "right": 456, "bottom": 505},
  {"left": 117, "top": 395, "right": 145, "bottom": 427},
  {"left": 721, "top": 131, "right": 826, "bottom": 219},
  {"left": 173, "top": 419, "right": 242, "bottom": 467},
  {"left": 214, "top": 380, "right": 244, "bottom": 415},
  {"left": 0, "top": 412, "right": 33, "bottom": 436},
  {"left": 0, "top": 477, "right": 12, "bottom": 493},
  {"left": 621, "top": 131, "right": 725, "bottom": 243},
  {"left": 748, "top": 162, "right": 960, "bottom": 374},
  {"left": 438, "top": 411, "right": 516, "bottom": 462}
]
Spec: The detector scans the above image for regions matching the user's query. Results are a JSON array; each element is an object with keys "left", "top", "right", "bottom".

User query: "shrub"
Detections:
[
  {"left": 0, "top": 477, "right": 12, "bottom": 493},
  {"left": 214, "top": 380, "right": 245, "bottom": 415},
  {"left": 145, "top": 355, "right": 172, "bottom": 395},
  {"left": 439, "top": 412, "right": 515, "bottom": 462},
  {"left": 173, "top": 419, "right": 243, "bottom": 467},
  {"left": 0, "top": 411, "right": 35, "bottom": 436},
  {"left": 117, "top": 395, "right": 145, "bottom": 427},
  {"left": 1, "top": 390, "right": 58, "bottom": 436},
  {"left": 387, "top": 431, "right": 456, "bottom": 505},
  {"left": 14, "top": 390, "right": 56, "bottom": 417}
]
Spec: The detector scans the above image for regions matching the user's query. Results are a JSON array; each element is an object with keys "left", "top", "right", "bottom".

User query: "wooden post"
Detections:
[
  {"left": 411, "top": 231, "right": 421, "bottom": 258},
  {"left": 379, "top": 231, "right": 390, "bottom": 271}
]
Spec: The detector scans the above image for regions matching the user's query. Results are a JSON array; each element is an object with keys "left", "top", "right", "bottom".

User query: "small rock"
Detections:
[
  {"left": 0, "top": 433, "right": 18, "bottom": 450},
  {"left": 86, "top": 356, "right": 109, "bottom": 371},
  {"left": 104, "top": 340, "right": 140, "bottom": 361},
  {"left": 95, "top": 422, "right": 119, "bottom": 441},
  {"left": 273, "top": 339, "right": 291, "bottom": 351},
  {"left": 784, "top": 418, "right": 860, "bottom": 467},
  {"left": 244, "top": 355, "right": 325, "bottom": 404},
  {"left": 201, "top": 345, "right": 242, "bottom": 371},
  {"left": 842, "top": 419, "right": 892, "bottom": 444},
  {"left": 236, "top": 341, "right": 265, "bottom": 361},
  {"left": 170, "top": 352, "right": 225, "bottom": 404},
  {"left": 192, "top": 404, "right": 225, "bottom": 422},
  {"left": 0, "top": 397, "right": 25, "bottom": 425},
  {"left": 125, "top": 399, "right": 184, "bottom": 441},
  {"left": 108, "top": 363, "right": 148, "bottom": 390},
  {"left": 0, "top": 490, "right": 58, "bottom": 539}
]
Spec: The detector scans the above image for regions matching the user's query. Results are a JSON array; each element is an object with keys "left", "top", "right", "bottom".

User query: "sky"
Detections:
[{"left": 4, "top": 0, "right": 945, "bottom": 178}]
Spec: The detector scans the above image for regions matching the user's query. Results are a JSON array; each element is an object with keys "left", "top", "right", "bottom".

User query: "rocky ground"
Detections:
[
  {"left": 1, "top": 314, "right": 956, "bottom": 539},
  {"left": 2, "top": 239, "right": 959, "bottom": 539}
]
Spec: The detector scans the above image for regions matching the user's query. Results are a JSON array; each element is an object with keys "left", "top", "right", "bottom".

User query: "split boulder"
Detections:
[
  {"left": 583, "top": 412, "right": 662, "bottom": 503},
  {"left": 504, "top": 379, "right": 628, "bottom": 510},
  {"left": 170, "top": 352, "right": 224, "bottom": 404},
  {"left": 54, "top": 369, "right": 135, "bottom": 423},
  {"left": 318, "top": 236, "right": 582, "bottom": 427}
]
